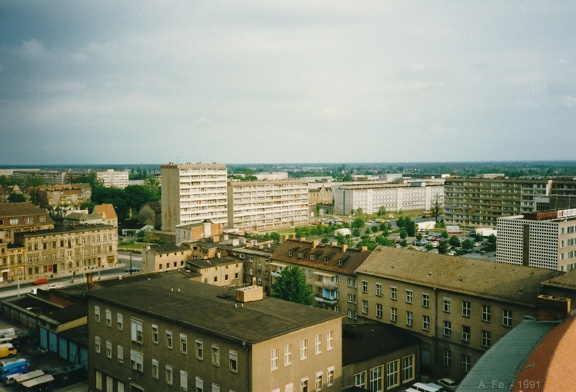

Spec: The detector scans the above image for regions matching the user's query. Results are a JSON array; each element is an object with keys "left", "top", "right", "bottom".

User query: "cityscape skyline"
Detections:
[{"left": 2, "top": 1, "right": 575, "bottom": 166}]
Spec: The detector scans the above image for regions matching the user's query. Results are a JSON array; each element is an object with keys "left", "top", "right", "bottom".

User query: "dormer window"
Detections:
[
  {"left": 310, "top": 255, "right": 316, "bottom": 261},
  {"left": 288, "top": 251, "right": 293, "bottom": 257}
]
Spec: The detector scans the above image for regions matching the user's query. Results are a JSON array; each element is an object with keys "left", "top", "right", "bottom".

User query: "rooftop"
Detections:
[
  {"left": 357, "top": 247, "right": 563, "bottom": 306},
  {"left": 86, "top": 271, "right": 343, "bottom": 344}
]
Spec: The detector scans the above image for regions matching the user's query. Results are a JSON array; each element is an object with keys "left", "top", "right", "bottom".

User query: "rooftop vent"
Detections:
[{"left": 236, "top": 285, "right": 263, "bottom": 303}]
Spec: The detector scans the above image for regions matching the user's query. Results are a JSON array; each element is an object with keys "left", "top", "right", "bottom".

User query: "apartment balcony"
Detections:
[
  {"left": 313, "top": 272, "right": 338, "bottom": 290},
  {"left": 314, "top": 295, "right": 338, "bottom": 306}
]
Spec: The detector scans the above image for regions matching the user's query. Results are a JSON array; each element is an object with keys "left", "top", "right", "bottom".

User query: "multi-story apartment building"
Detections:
[
  {"left": 333, "top": 182, "right": 444, "bottom": 215},
  {"left": 15, "top": 223, "right": 118, "bottom": 281},
  {"left": 269, "top": 239, "right": 371, "bottom": 320},
  {"left": 141, "top": 243, "right": 193, "bottom": 274},
  {"left": 87, "top": 272, "right": 343, "bottom": 392},
  {"left": 355, "top": 247, "right": 562, "bottom": 381},
  {"left": 96, "top": 169, "right": 130, "bottom": 189},
  {"left": 187, "top": 255, "right": 244, "bottom": 287},
  {"left": 0, "top": 202, "right": 55, "bottom": 245},
  {"left": 175, "top": 220, "right": 223, "bottom": 244},
  {"left": 35, "top": 183, "right": 92, "bottom": 211},
  {"left": 12, "top": 169, "right": 67, "bottom": 185},
  {"left": 444, "top": 176, "right": 576, "bottom": 228},
  {"left": 226, "top": 180, "right": 309, "bottom": 232},
  {"left": 161, "top": 162, "right": 228, "bottom": 232},
  {"left": 497, "top": 209, "right": 576, "bottom": 271}
]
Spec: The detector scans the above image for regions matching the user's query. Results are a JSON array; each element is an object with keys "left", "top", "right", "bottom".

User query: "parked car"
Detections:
[
  {"left": 437, "top": 377, "right": 458, "bottom": 391},
  {"left": 32, "top": 278, "right": 49, "bottom": 285},
  {"left": 125, "top": 267, "right": 140, "bottom": 272}
]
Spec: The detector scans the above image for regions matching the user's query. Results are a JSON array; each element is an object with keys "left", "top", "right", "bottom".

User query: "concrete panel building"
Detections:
[
  {"left": 227, "top": 180, "right": 309, "bottom": 232},
  {"left": 87, "top": 272, "right": 343, "bottom": 392},
  {"left": 161, "top": 162, "right": 228, "bottom": 232},
  {"left": 497, "top": 209, "right": 576, "bottom": 271},
  {"left": 96, "top": 169, "right": 130, "bottom": 189}
]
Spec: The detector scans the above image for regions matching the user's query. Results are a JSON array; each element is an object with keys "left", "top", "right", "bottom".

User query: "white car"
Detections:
[{"left": 437, "top": 378, "right": 458, "bottom": 391}]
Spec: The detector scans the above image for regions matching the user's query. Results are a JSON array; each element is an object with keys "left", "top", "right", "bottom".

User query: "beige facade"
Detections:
[
  {"left": 141, "top": 244, "right": 192, "bottom": 274},
  {"left": 227, "top": 180, "right": 309, "bottom": 232},
  {"left": 355, "top": 247, "right": 562, "bottom": 381},
  {"left": 497, "top": 210, "right": 576, "bottom": 271},
  {"left": 187, "top": 256, "right": 244, "bottom": 287},
  {"left": 15, "top": 224, "right": 118, "bottom": 281},
  {"left": 334, "top": 182, "right": 444, "bottom": 215},
  {"left": 161, "top": 162, "right": 228, "bottom": 232},
  {"left": 96, "top": 169, "right": 130, "bottom": 189},
  {"left": 270, "top": 239, "right": 371, "bottom": 320},
  {"left": 87, "top": 273, "right": 343, "bottom": 392}
]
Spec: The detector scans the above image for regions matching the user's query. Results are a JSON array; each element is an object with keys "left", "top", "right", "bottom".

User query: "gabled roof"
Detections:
[
  {"left": 271, "top": 239, "right": 371, "bottom": 275},
  {"left": 94, "top": 204, "right": 117, "bottom": 219},
  {"left": 142, "top": 201, "right": 161, "bottom": 211},
  {"left": 357, "top": 247, "right": 563, "bottom": 306}
]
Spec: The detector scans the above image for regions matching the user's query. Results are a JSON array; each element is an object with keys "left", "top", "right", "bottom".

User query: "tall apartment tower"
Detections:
[
  {"left": 497, "top": 209, "right": 576, "bottom": 271},
  {"left": 161, "top": 162, "right": 228, "bottom": 232}
]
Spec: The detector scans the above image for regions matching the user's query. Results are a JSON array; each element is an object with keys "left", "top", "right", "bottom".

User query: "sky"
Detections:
[{"left": 1, "top": 1, "right": 575, "bottom": 166}]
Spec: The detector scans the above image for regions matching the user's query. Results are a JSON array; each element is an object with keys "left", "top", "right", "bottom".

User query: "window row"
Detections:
[
  {"left": 353, "top": 355, "right": 415, "bottom": 391},
  {"left": 271, "top": 331, "right": 335, "bottom": 370}
]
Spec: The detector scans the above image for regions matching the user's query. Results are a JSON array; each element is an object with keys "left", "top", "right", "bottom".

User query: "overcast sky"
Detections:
[{"left": 1, "top": 1, "right": 575, "bottom": 166}]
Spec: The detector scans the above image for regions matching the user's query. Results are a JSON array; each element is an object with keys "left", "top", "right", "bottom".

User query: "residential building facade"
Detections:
[
  {"left": 87, "top": 273, "right": 343, "bottom": 392},
  {"left": 497, "top": 209, "right": 576, "bottom": 271},
  {"left": 269, "top": 239, "right": 372, "bottom": 320},
  {"left": 226, "top": 180, "right": 309, "bottom": 232},
  {"left": 161, "top": 162, "right": 228, "bottom": 232},
  {"left": 333, "top": 182, "right": 444, "bottom": 215},
  {"left": 141, "top": 244, "right": 193, "bottom": 274},
  {"left": 355, "top": 247, "right": 562, "bottom": 381},
  {"left": 96, "top": 169, "right": 130, "bottom": 189}
]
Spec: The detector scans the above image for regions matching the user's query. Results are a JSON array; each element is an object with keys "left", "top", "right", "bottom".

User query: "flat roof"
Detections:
[
  {"left": 87, "top": 271, "right": 343, "bottom": 344},
  {"left": 357, "top": 247, "right": 563, "bottom": 306}
]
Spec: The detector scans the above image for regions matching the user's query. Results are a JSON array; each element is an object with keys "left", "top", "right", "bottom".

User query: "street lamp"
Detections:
[{"left": 16, "top": 270, "right": 22, "bottom": 298}]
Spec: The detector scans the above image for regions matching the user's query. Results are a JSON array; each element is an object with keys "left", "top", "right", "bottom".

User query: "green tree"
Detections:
[
  {"left": 486, "top": 234, "right": 497, "bottom": 252},
  {"left": 462, "top": 239, "right": 474, "bottom": 251},
  {"left": 271, "top": 266, "right": 314, "bottom": 305},
  {"left": 449, "top": 235, "right": 461, "bottom": 248},
  {"left": 431, "top": 195, "right": 443, "bottom": 222},
  {"left": 351, "top": 217, "right": 365, "bottom": 229},
  {"left": 377, "top": 206, "right": 387, "bottom": 217},
  {"left": 438, "top": 240, "right": 449, "bottom": 254},
  {"left": 269, "top": 232, "right": 281, "bottom": 243},
  {"left": 8, "top": 193, "right": 26, "bottom": 203},
  {"left": 399, "top": 229, "right": 408, "bottom": 239}
]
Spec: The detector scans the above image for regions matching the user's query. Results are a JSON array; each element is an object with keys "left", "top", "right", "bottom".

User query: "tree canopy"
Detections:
[{"left": 271, "top": 266, "right": 314, "bottom": 305}]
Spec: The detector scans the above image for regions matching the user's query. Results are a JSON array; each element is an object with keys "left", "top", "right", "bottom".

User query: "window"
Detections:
[
  {"left": 229, "top": 350, "right": 238, "bottom": 373},
  {"left": 422, "top": 315, "right": 430, "bottom": 331},
  {"left": 462, "top": 354, "right": 471, "bottom": 373},
  {"left": 166, "top": 364, "right": 173, "bottom": 385},
  {"left": 376, "top": 303, "right": 383, "bottom": 318},
  {"left": 152, "top": 324, "right": 159, "bottom": 344},
  {"left": 327, "top": 330, "right": 334, "bottom": 350},
  {"left": 117, "top": 313, "right": 123, "bottom": 331},
  {"left": 362, "top": 300, "right": 368, "bottom": 314},
  {"left": 301, "top": 377, "right": 309, "bottom": 392},
  {"left": 195, "top": 377, "right": 204, "bottom": 392},
  {"left": 401, "top": 355, "right": 415, "bottom": 383},
  {"left": 284, "top": 344, "right": 292, "bottom": 365},
  {"left": 462, "top": 301, "right": 471, "bottom": 318},
  {"left": 180, "top": 333, "right": 187, "bottom": 354},
  {"left": 443, "top": 321, "right": 452, "bottom": 337},
  {"left": 347, "top": 294, "right": 357, "bottom": 304},
  {"left": 152, "top": 359, "right": 159, "bottom": 379},
  {"left": 96, "top": 370, "right": 102, "bottom": 390},
  {"left": 271, "top": 348, "right": 279, "bottom": 370},
  {"left": 482, "top": 305, "right": 491, "bottom": 322},
  {"left": 327, "top": 367, "right": 335, "bottom": 386},
  {"left": 354, "top": 371, "right": 366, "bottom": 388},
  {"left": 369, "top": 365, "right": 383, "bottom": 392},
  {"left": 105, "top": 309, "right": 112, "bottom": 327},
  {"left": 361, "top": 280, "right": 368, "bottom": 293},
  {"left": 443, "top": 349, "right": 452, "bottom": 367},
  {"left": 315, "top": 333, "right": 322, "bottom": 354},
  {"left": 386, "top": 360, "right": 399, "bottom": 389},
  {"left": 315, "top": 371, "right": 323, "bottom": 391},
  {"left": 422, "top": 293, "right": 430, "bottom": 308},
  {"left": 106, "top": 340, "right": 112, "bottom": 358},
  {"left": 300, "top": 339, "right": 308, "bottom": 360},
  {"left": 285, "top": 383, "right": 294, "bottom": 392},
  {"left": 462, "top": 325, "right": 470, "bottom": 342},
  {"left": 375, "top": 283, "right": 382, "bottom": 296},
  {"left": 180, "top": 370, "right": 188, "bottom": 392},
  {"left": 390, "top": 307, "right": 397, "bottom": 323},
  {"left": 211, "top": 383, "right": 220, "bottom": 392},
  {"left": 117, "top": 345, "right": 124, "bottom": 364},
  {"left": 443, "top": 298, "right": 451, "bottom": 313},
  {"left": 95, "top": 336, "right": 101, "bottom": 354},
  {"left": 482, "top": 330, "right": 491, "bottom": 347},
  {"left": 165, "top": 330, "right": 173, "bottom": 349},
  {"left": 94, "top": 306, "right": 101, "bottom": 323},
  {"left": 196, "top": 340, "right": 204, "bottom": 359},
  {"left": 130, "top": 349, "right": 143, "bottom": 372},
  {"left": 406, "top": 311, "right": 413, "bottom": 327},
  {"left": 406, "top": 290, "right": 413, "bottom": 304},
  {"left": 131, "top": 318, "right": 143, "bottom": 344},
  {"left": 212, "top": 345, "right": 220, "bottom": 366},
  {"left": 503, "top": 309, "right": 512, "bottom": 327},
  {"left": 390, "top": 286, "right": 397, "bottom": 300}
]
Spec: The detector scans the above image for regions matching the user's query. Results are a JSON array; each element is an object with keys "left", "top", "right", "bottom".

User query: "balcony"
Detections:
[
  {"left": 314, "top": 294, "right": 338, "bottom": 306},
  {"left": 313, "top": 272, "right": 338, "bottom": 290}
]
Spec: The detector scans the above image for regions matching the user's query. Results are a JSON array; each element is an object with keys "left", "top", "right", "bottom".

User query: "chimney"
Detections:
[
  {"left": 342, "top": 244, "right": 348, "bottom": 253},
  {"left": 312, "top": 240, "right": 320, "bottom": 249},
  {"left": 361, "top": 246, "right": 368, "bottom": 252},
  {"left": 236, "top": 285, "right": 264, "bottom": 303},
  {"left": 536, "top": 295, "right": 571, "bottom": 321}
]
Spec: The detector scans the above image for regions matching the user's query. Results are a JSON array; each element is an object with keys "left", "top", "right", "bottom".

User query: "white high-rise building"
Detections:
[
  {"left": 96, "top": 169, "right": 129, "bottom": 189},
  {"left": 497, "top": 209, "right": 576, "bottom": 271},
  {"left": 161, "top": 162, "right": 228, "bottom": 232}
]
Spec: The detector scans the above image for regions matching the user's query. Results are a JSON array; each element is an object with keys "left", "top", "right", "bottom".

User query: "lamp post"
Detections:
[{"left": 16, "top": 270, "right": 22, "bottom": 297}]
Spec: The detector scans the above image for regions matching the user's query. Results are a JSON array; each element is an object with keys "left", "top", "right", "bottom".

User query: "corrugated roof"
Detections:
[
  {"left": 458, "top": 319, "right": 558, "bottom": 392},
  {"left": 357, "top": 247, "right": 563, "bottom": 306},
  {"left": 87, "top": 271, "right": 343, "bottom": 344}
]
